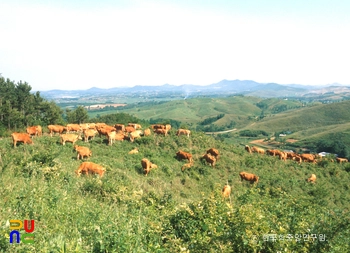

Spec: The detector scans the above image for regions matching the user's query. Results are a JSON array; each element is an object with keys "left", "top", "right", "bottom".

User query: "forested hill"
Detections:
[{"left": 0, "top": 77, "right": 64, "bottom": 134}]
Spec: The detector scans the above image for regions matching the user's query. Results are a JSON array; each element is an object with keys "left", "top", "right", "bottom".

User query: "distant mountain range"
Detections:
[{"left": 38, "top": 79, "right": 350, "bottom": 101}]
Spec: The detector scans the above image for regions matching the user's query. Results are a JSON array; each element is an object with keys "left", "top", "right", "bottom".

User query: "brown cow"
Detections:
[
  {"left": 154, "top": 129, "right": 168, "bottom": 136},
  {"left": 60, "top": 134, "right": 82, "bottom": 145},
  {"left": 83, "top": 129, "right": 98, "bottom": 142},
  {"left": 202, "top": 153, "right": 216, "bottom": 167},
  {"left": 107, "top": 131, "right": 126, "bottom": 145},
  {"left": 286, "top": 152, "right": 296, "bottom": 160},
  {"left": 251, "top": 146, "right": 265, "bottom": 155},
  {"left": 176, "top": 129, "right": 191, "bottom": 137},
  {"left": 11, "top": 133, "right": 33, "bottom": 147},
  {"left": 143, "top": 128, "right": 151, "bottom": 136},
  {"left": 307, "top": 174, "right": 316, "bottom": 183},
  {"left": 114, "top": 124, "right": 125, "bottom": 132},
  {"left": 129, "top": 130, "right": 143, "bottom": 142},
  {"left": 300, "top": 154, "right": 316, "bottom": 163},
  {"left": 206, "top": 148, "right": 220, "bottom": 160},
  {"left": 245, "top": 145, "right": 252, "bottom": 154},
  {"left": 96, "top": 125, "right": 116, "bottom": 138},
  {"left": 151, "top": 124, "right": 166, "bottom": 130},
  {"left": 95, "top": 123, "right": 107, "bottom": 129},
  {"left": 165, "top": 124, "right": 172, "bottom": 132},
  {"left": 181, "top": 162, "right": 193, "bottom": 171},
  {"left": 66, "top": 124, "right": 82, "bottom": 133},
  {"left": 128, "top": 123, "right": 142, "bottom": 130},
  {"left": 26, "top": 126, "right": 41, "bottom": 137},
  {"left": 48, "top": 125, "right": 66, "bottom": 137},
  {"left": 222, "top": 184, "right": 231, "bottom": 198},
  {"left": 79, "top": 123, "right": 90, "bottom": 131},
  {"left": 293, "top": 155, "right": 303, "bottom": 164},
  {"left": 141, "top": 158, "right": 157, "bottom": 176},
  {"left": 74, "top": 145, "right": 92, "bottom": 160},
  {"left": 75, "top": 162, "right": 105, "bottom": 177},
  {"left": 87, "top": 123, "right": 96, "bottom": 129},
  {"left": 176, "top": 150, "right": 193, "bottom": 163},
  {"left": 239, "top": 172, "right": 259, "bottom": 184},
  {"left": 128, "top": 147, "right": 139, "bottom": 154},
  {"left": 266, "top": 149, "right": 279, "bottom": 156},
  {"left": 336, "top": 157, "right": 348, "bottom": 163},
  {"left": 125, "top": 126, "right": 136, "bottom": 133},
  {"left": 278, "top": 151, "right": 287, "bottom": 161}
]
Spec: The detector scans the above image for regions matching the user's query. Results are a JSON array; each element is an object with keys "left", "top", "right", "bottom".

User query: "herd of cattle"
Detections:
[
  {"left": 9, "top": 123, "right": 210, "bottom": 178},
  {"left": 7, "top": 123, "right": 349, "bottom": 199}
]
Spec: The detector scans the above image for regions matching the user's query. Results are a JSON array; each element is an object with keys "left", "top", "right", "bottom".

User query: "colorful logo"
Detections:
[{"left": 9, "top": 220, "right": 35, "bottom": 244}]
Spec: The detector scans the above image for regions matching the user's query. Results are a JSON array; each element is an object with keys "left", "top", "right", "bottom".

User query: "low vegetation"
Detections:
[{"left": 1, "top": 128, "right": 349, "bottom": 252}]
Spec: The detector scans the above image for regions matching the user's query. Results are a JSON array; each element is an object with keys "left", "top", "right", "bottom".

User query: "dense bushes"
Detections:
[{"left": 239, "top": 129, "right": 269, "bottom": 137}]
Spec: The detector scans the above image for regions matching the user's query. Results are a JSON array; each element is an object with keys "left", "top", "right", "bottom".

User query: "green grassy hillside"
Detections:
[
  {"left": 1, "top": 129, "right": 349, "bottom": 252},
  {"left": 245, "top": 100, "right": 350, "bottom": 133},
  {"left": 89, "top": 96, "right": 304, "bottom": 130}
]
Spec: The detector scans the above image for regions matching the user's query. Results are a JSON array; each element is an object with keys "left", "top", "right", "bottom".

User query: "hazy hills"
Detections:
[{"left": 39, "top": 79, "right": 350, "bottom": 102}]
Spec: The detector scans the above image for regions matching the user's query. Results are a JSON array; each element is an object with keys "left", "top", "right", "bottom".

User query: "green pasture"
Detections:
[{"left": 1, "top": 129, "right": 349, "bottom": 252}]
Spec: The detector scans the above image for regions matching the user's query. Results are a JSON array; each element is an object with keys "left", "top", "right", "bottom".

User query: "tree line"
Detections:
[{"left": 0, "top": 77, "right": 64, "bottom": 134}]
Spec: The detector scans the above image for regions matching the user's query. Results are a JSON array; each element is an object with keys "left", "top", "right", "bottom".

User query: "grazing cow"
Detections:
[
  {"left": 95, "top": 123, "right": 107, "bottom": 129},
  {"left": 278, "top": 151, "right": 287, "bottom": 161},
  {"left": 151, "top": 124, "right": 166, "bottom": 130},
  {"left": 154, "top": 129, "right": 168, "bottom": 136},
  {"left": 266, "top": 149, "right": 279, "bottom": 156},
  {"left": 75, "top": 162, "right": 105, "bottom": 177},
  {"left": 176, "top": 150, "right": 193, "bottom": 163},
  {"left": 143, "top": 128, "right": 151, "bottom": 136},
  {"left": 239, "top": 172, "right": 259, "bottom": 184},
  {"left": 74, "top": 145, "right": 92, "bottom": 160},
  {"left": 48, "top": 125, "right": 66, "bottom": 137},
  {"left": 286, "top": 152, "right": 296, "bottom": 160},
  {"left": 66, "top": 124, "right": 82, "bottom": 133},
  {"left": 125, "top": 126, "right": 136, "bottom": 133},
  {"left": 206, "top": 148, "right": 220, "bottom": 160},
  {"left": 181, "top": 162, "right": 193, "bottom": 171},
  {"left": 79, "top": 123, "right": 90, "bottom": 131},
  {"left": 128, "top": 147, "right": 139, "bottom": 154},
  {"left": 202, "top": 153, "right": 216, "bottom": 167},
  {"left": 336, "top": 157, "right": 348, "bottom": 163},
  {"left": 107, "top": 131, "right": 126, "bottom": 145},
  {"left": 222, "top": 185, "right": 231, "bottom": 198},
  {"left": 114, "top": 124, "right": 125, "bottom": 132},
  {"left": 141, "top": 158, "right": 157, "bottom": 176},
  {"left": 251, "top": 146, "right": 265, "bottom": 155},
  {"left": 128, "top": 123, "right": 142, "bottom": 130},
  {"left": 11, "top": 133, "right": 33, "bottom": 147},
  {"left": 300, "top": 154, "right": 316, "bottom": 163},
  {"left": 176, "top": 129, "right": 191, "bottom": 138},
  {"left": 293, "top": 155, "right": 303, "bottom": 164},
  {"left": 36, "top": 125, "right": 42, "bottom": 136},
  {"left": 307, "top": 174, "right": 317, "bottom": 183},
  {"left": 165, "top": 124, "right": 172, "bottom": 132},
  {"left": 129, "top": 130, "right": 143, "bottom": 142},
  {"left": 26, "top": 126, "right": 41, "bottom": 137},
  {"left": 87, "top": 123, "right": 96, "bottom": 129},
  {"left": 96, "top": 125, "right": 116, "bottom": 138},
  {"left": 245, "top": 145, "right": 252, "bottom": 154},
  {"left": 83, "top": 129, "right": 98, "bottom": 142},
  {"left": 60, "top": 134, "right": 82, "bottom": 145}
]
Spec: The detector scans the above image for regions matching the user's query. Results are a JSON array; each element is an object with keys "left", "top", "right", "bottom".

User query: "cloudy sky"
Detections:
[{"left": 1, "top": 0, "right": 349, "bottom": 91}]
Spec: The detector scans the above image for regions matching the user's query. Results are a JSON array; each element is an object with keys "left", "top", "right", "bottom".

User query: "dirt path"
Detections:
[{"left": 205, "top": 128, "right": 237, "bottom": 134}]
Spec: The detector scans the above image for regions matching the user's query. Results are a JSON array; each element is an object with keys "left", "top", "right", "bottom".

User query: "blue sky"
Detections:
[{"left": 1, "top": 0, "right": 349, "bottom": 91}]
